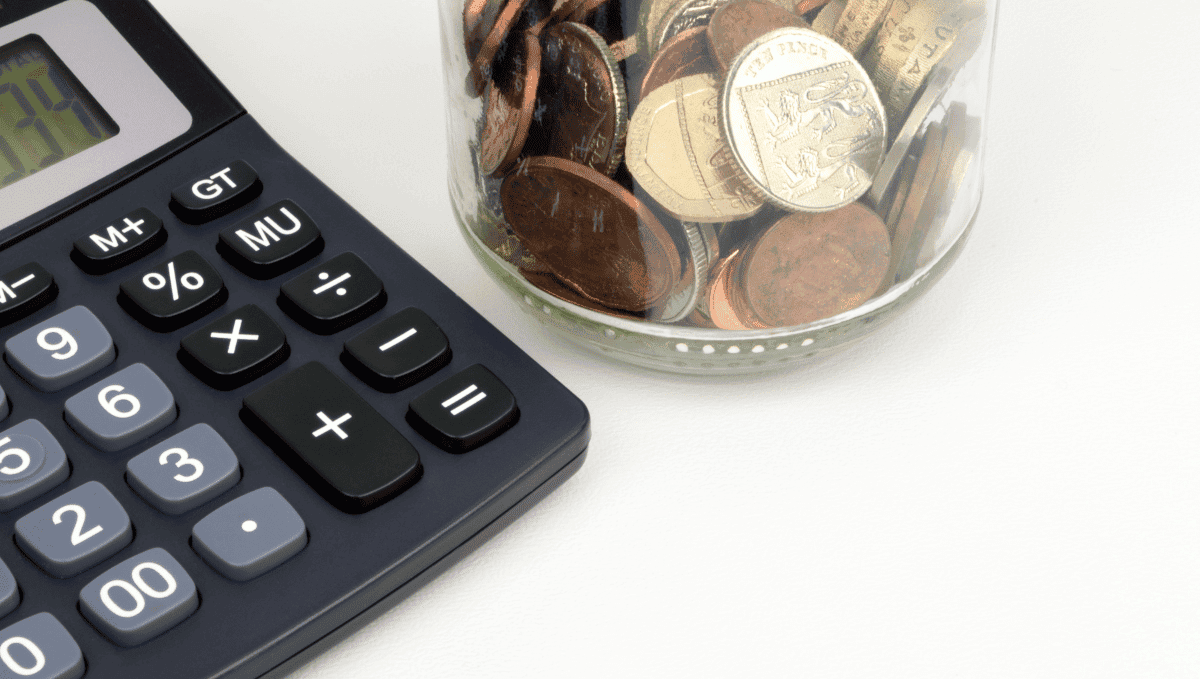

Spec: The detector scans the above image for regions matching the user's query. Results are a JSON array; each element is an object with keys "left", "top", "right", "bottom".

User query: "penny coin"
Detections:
[
  {"left": 465, "top": 0, "right": 508, "bottom": 63},
  {"left": 501, "top": 157, "right": 683, "bottom": 312},
  {"left": 640, "top": 28, "right": 717, "bottom": 97},
  {"left": 811, "top": 0, "right": 846, "bottom": 35},
  {"left": 794, "top": 0, "right": 833, "bottom": 16},
  {"left": 881, "top": 148, "right": 917, "bottom": 242},
  {"left": 527, "top": 22, "right": 628, "bottom": 176},
  {"left": 722, "top": 27, "right": 887, "bottom": 213},
  {"left": 868, "top": 57, "right": 953, "bottom": 206},
  {"left": 884, "top": 118, "right": 942, "bottom": 286},
  {"left": 568, "top": 0, "right": 613, "bottom": 21},
  {"left": 702, "top": 249, "right": 764, "bottom": 330},
  {"left": 480, "top": 32, "right": 542, "bottom": 177},
  {"left": 520, "top": 269, "right": 641, "bottom": 318},
  {"left": 628, "top": 74, "right": 764, "bottom": 223},
  {"left": 470, "top": 0, "right": 534, "bottom": 96},
  {"left": 707, "top": 0, "right": 809, "bottom": 73},
  {"left": 740, "top": 203, "right": 891, "bottom": 327},
  {"left": 829, "top": 0, "right": 895, "bottom": 57}
]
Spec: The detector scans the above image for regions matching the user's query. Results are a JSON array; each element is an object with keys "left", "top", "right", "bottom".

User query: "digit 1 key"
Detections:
[{"left": 241, "top": 362, "right": 421, "bottom": 513}]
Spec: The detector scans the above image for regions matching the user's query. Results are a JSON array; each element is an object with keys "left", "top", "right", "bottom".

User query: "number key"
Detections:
[
  {"left": 5, "top": 306, "right": 116, "bottom": 392},
  {"left": 126, "top": 424, "right": 240, "bottom": 515},
  {"left": 0, "top": 420, "right": 69, "bottom": 512},
  {"left": 0, "top": 613, "right": 83, "bottom": 679},
  {"left": 78, "top": 548, "right": 198, "bottom": 647},
  {"left": 16, "top": 481, "right": 133, "bottom": 578},
  {"left": 64, "top": 363, "right": 176, "bottom": 452}
]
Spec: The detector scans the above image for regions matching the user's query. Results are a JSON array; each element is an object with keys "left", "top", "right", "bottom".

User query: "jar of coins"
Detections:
[{"left": 442, "top": 0, "right": 997, "bottom": 373}]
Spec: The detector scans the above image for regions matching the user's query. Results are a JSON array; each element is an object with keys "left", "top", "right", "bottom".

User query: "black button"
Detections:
[
  {"left": 278, "top": 253, "right": 386, "bottom": 335},
  {"left": 118, "top": 251, "right": 228, "bottom": 332},
  {"left": 0, "top": 263, "right": 56, "bottom": 327},
  {"left": 242, "top": 362, "right": 422, "bottom": 513},
  {"left": 169, "top": 161, "right": 263, "bottom": 224},
  {"left": 180, "top": 304, "right": 290, "bottom": 390},
  {"left": 71, "top": 208, "right": 167, "bottom": 274},
  {"left": 217, "top": 200, "right": 324, "bottom": 279},
  {"left": 407, "top": 365, "right": 519, "bottom": 453},
  {"left": 341, "top": 308, "right": 451, "bottom": 393}
]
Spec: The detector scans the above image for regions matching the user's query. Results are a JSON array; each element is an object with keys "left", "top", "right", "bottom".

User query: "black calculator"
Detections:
[{"left": 0, "top": 2, "right": 590, "bottom": 677}]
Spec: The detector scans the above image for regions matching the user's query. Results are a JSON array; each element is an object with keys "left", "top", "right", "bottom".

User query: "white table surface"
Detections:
[{"left": 146, "top": 1, "right": 1200, "bottom": 676}]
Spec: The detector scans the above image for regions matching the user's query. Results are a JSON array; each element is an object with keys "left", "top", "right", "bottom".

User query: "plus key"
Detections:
[{"left": 242, "top": 362, "right": 421, "bottom": 513}]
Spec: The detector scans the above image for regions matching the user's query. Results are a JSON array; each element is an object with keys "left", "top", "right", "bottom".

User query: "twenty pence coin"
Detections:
[
  {"left": 528, "top": 22, "right": 628, "bottom": 176},
  {"left": 706, "top": 0, "right": 810, "bottom": 72},
  {"left": 741, "top": 203, "right": 891, "bottom": 327},
  {"left": 627, "top": 74, "right": 764, "bottom": 223},
  {"left": 480, "top": 32, "right": 542, "bottom": 177},
  {"left": 501, "top": 157, "right": 683, "bottom": 312},
  {"left": 722, "top": 27, "right": 887, "bottom": 212}
]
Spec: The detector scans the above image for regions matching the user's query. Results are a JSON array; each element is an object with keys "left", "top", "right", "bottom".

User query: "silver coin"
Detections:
[
  {"left": 656, "top": 0, "right": 730, "bottom": 54},
  {"left": 721, "top": 27, "right": 887, "bottom": 213},
  {"left": 868, "top": 60, "right": 955, "bottom": 209},
  {"left": 653, "top": 221, "right": 718, "bottom": 323}
]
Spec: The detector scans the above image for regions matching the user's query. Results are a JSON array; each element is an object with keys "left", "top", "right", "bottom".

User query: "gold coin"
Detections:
[
  {"left": 871, "top": 0, "right": 956, "bottom": 96},
  {"left": 868, "top": 57, "right": 954, "bottom": 206},
  {"left": 860, "top": 0, "right": 912, "bottom": 73},
  {"left": 883, "top": 3, "right": 984, "bottom": 125},
  {"left": 627, "top": 74, "right": 764, "bottom": 223},
  {"left": 811, "top": 0, "right": 846, "bottom": 35},
  {"left": 830, "top": 0, "right": 894, "bottom": 57},
  {"left": 910, "top": 102, "right": 978, "bottom": 270}
]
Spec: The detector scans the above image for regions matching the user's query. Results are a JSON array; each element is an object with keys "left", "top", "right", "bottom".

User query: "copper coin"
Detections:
[
  {"left": 465, "top": 0, "right": 508, "bottom": 63},
  {"left": 520, "top": 269, "right": 642, "bottom": 318},
  {"left": 702, "top": 250, "right": 765, "bottom": 330},
  {"left": 530, "top": 0, "right": 580, "bottom": 34},
  {"left": 740, "top": 203, "right": 891, "bottom": 327},
  {"left": 481, "top": 32, "right": 542, "bottom": 177},
  {"left": 527, "top": 22, "right": 628, "bottom": 176},
  {"left": 501, "top": 157, "right": 683, "bottom": 312},
  {"left": 640, "top": 27, "right": 718, "bottom": 98},
  {"left": 470, "top": 0, "right": 534, "bottom": 96},
  {"left": 706, "top": 0, "right": 809, "bottom": 72},
  {"left": 794, "top": 0, "right": 833, "bottom": 16},
  {"left": 568, "top": 0, "right": 613, "bottom": 21}
]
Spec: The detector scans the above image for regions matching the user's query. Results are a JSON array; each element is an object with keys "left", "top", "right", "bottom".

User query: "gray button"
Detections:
[
  {"left": 126, "top": 424, "right": 240, "bottom": 515},
  {"left": 192, "top": 487, "right": 307, "bottom": 581},
  {"left": 16, "top": 481, "right": 133, "bottom": 578},
  {"left": 0, "top": 384, "right": 8, "bottom": 423},
  {"left": 64, "top": 363, "right": 176, "bottom": 452},
  {"left": 79, "top": 547, "right": 198, "bottom": 648},
  {"left": 0, "top": 613, "right": 83, "bottom": 679},
  {"left": 0, "top": 420, "right": 68, "bottom": 512},
  {"left": 5, "top": 306, "right": 116, "bottom": 392},
  {"left": 0, "top": 558, "right": 18, "bottom": 622}
]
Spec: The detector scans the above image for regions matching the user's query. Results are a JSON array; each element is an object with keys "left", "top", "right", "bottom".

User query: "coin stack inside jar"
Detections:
[{"left": 463, "top": 0, "right": 988, "bottom": 329}]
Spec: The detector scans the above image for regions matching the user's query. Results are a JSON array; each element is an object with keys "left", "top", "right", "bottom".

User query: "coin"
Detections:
[
  {"left": 914, "top": 109, "right": 978, "bottom": 267},
  {"left": 638, "top": 0, "right": 681, "bottom": 58},
  {"left": 470, "top": 0, "right": 534, "bottom": 96},
  {"left": 702, "top": 249, "right": 765, "bottom": 330},
  {"left": 656, "top": 0, "right": 731, "bottom": 58},
  {"left": 794, "top": 0, "right": 833, "bottom": 16},
  {"left": 628, "top": 74, "right": 765, "bottom": 223},
  {"left": 640, "top": 28, "right": 717, "bottom": 97},
  {"left": 722, "top": 27, "right": 887, "bottom": 213},
  {"left": 883, "top": 118, "right": 942, "bottom": 286},
  {"left": 871, "top": 0, "right": 956, "bottom": 96},
  {"left": 881, "top": 148, "right": 917, "bottom": 241},
  {"left": 465, "top": 0, "right": 509, "bottom": 63},
  {"left": 883, "top": 4, "right": 984, "bottom": 125},
  {"left": 898, "top": 101, "right": 966, "bottom": 279},
  {"left": 480, "top": 32, "right": 542, "bottom": 177},
  {"left": 501, "top": 157, "right": 683, "bottom": 312},
  {"left": 811, "top": 0, "right": 846, "bottom": 35},
  {"left": 860, "top": 0, "right": 911, "bottom": 73},
  {"left": 868, "top": 57, "right": 953, "bottom": 207},
  {"left": 654, "top": 222, "right": 718, "bottom": 322},
  {"left": 706, "top": 0, "right": 810, "bottom": 73},
  {"left": 830, "top": 0, "right": 894, "bottom": 57},
  {"left": 520, "top": 268, "right": 641, "bottom": 317},
  {"left": 740, "top": 203, "right": 891, "bottom": 326},
  {"left": 568, "top": 0, "right": 614, "bottom": 20},
  {"left": 527, "top": 22, "right": 629, "bottom": 176},
  {"left": 610, "top": 35, "right": 641, "bottom": 61}
]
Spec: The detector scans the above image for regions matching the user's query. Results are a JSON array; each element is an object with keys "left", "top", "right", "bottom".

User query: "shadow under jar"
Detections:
[{"left": 441, "top": 0, "right": 998, "bottom": 374}]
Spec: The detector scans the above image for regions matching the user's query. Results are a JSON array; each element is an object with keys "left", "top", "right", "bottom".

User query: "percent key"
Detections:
[{"left": 119, "top": 251, "right": 228, "bottom": 332}]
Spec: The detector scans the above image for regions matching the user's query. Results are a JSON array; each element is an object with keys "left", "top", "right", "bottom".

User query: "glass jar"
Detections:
[{"left": 440, "top": 0, "right": 997, "bottom": 374}]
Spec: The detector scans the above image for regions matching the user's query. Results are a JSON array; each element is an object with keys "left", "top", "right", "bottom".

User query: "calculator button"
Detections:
[
  {"left": 126, "top": 424, "right": 240, "bottom": 515},
  {"left": 341, "top": 308, "right": 451, "bottom": 393},
  {"left": 0, "top": 558, "right": 18, "bottom": 621},
  {"left": 0, "top": 264, "right": 56, "bottom": 329},
  {"left": 0, "top": 613, "right": 84, "bottom": 679},
  {"left": 169, "top": 160, "right": 263, "bottom": 224},
  {"left": 0, "top": 420, "right": 69, "bottom": 512},
  {"left": 5, "top": 306, "right": 116, "bottom": 392},
  {"left": 64, "top": 363, "right": 177, "bottom": 453},
  {"left": 179, "top": 305, "right": 289, "bottom": 390},
  {"left": 278, "top": 253, "right": 386, "bottom": 335},
  {"left": 119, "top": 251, "right": 228, "bottom": 332},
  {"left": 0, "top": 386, "right": 8, "bottom": 423},
  {"left": 70, "top": 207, "right": 167, "bottom": 275},
  {"left": 192, "top": 487, "right": 307, "bottom": 581},
  {"left": 407, "top": 365, "right": 519, "bottom": 453},
  {"left": 78, "top": 547, "right": 199, "bottom": 647},
  {"left": 217, "top": 200, "right": 325, "bottom": 279},
  {"left": 16, "top": 481, "right": 133, "bottom": 579},
  {"left": 242, "top": 362, "right": 421, "bottom": 513}
]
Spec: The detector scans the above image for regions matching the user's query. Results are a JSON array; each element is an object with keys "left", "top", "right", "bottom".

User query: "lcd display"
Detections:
[{"left": 0, "top": 35, "right": 118, "bottom": 189}]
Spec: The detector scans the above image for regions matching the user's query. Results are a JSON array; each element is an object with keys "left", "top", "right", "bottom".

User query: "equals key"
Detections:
[{"left": 407, "top": 364, "right": 518, "bottom": 453}]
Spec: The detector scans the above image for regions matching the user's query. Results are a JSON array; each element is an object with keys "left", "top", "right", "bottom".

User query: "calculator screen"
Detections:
[{"left": 0, "top": 35, "right": 119, "bottom": 190}]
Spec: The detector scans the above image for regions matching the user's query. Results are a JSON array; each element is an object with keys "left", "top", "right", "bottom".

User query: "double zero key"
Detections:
[{"left": 243, "top": 363, "right": 421, "bottom": 513}]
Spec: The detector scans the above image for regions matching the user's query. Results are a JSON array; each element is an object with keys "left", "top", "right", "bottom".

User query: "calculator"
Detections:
[{"left": 0, "top": 2, "right": 590, "bottom": 678}]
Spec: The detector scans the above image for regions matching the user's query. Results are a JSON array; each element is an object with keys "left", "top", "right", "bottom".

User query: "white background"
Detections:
[{"left": 148, "top": 1, "right": 1200, "bottom": 677}]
